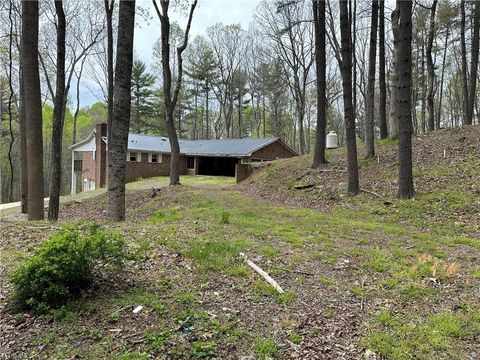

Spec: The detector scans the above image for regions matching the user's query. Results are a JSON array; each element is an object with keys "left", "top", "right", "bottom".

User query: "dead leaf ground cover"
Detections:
[{"left": 1, "top": 127, "right": 480, "bottom": 359}]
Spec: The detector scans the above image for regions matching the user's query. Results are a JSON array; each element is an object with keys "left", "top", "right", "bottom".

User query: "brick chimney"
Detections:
[{"left": 95, "top": 123, "right": 107, "bottom": 188}]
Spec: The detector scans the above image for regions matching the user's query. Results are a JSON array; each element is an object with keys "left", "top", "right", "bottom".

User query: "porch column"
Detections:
[{"left": 71, "top": 151, "right": 77, "bottom": 194}]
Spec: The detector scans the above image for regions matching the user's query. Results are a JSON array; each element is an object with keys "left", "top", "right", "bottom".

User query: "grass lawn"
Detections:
[{"left": 1, "top": 165, "right": 479, "bottom": 359}]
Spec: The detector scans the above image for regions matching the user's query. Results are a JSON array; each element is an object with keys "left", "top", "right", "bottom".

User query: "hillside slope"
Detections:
[
  {"left": 0, "top": 128, "right": 479, "bottom": 360},
  {"left": 242, "top": 125, "right": 480, "bottom": 238}
]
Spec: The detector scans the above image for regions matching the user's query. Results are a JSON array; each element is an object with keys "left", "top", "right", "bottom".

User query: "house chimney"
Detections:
[{"left": 95, "top": 123, "right": 107, "bottom": 188}]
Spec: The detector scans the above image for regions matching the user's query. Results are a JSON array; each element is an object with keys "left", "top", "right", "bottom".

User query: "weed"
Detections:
[
  {"left": 254, "top": 338, "right": 278, "bottom": 358},
  {"left": 191, "top": 341, "right": 217, "bottom": 359},
  {"left": 288, "top": 332, "right": 302, "bottom": 344},
  {"left": 220, "top": 211, "right": 230, "bottom": 224},
  {"left": 471, "top": 268, "right": 480, "bottom": 279}
]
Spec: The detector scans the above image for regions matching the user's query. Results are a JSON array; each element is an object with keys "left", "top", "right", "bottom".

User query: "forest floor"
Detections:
[{"left": 1, "top": 125, "right": 480, "bottom": 360}]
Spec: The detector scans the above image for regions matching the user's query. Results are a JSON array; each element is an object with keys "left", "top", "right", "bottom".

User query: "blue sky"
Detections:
[{"left": 77, "top": 0, "right": 261, "bottom": 108}]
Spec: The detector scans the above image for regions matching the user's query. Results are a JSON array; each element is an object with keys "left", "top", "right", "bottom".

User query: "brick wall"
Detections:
[
  {"left": 80, "top": 151, "right": 95, "bottom": 181},
  {"left": 251, "top": 139, "right": 297, "bottom": 161},
  {"left": 125, "top": 153, "right": 188, "bottom": 182},
  {"left": 235, "top": 163, "right": 253, "bottom": 183}
]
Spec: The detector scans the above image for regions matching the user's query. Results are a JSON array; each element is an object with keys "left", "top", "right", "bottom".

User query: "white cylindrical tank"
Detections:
[{"left": 326, "top": 131, "right": 338, "bottom": 149}]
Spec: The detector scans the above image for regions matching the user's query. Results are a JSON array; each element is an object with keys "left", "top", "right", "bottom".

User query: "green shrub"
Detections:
[{"left": 10, "top": 226, "right": 126, "bottom": 311}]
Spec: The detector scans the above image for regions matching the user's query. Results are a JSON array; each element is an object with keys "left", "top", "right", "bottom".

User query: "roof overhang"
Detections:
[{"left": 69, "top": 130, "right": 95, "bottom": 150}]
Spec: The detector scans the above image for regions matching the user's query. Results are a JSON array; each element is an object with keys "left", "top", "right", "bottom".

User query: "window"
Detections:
[
  {"left": 128, "top": 152, "right": 139, "bottom": 162},
  {"left": 149, "top": 153, "right": 162, "bottom": 163},
  {"left": 186, "top": 157, "right": 195, "bottom": 170}
]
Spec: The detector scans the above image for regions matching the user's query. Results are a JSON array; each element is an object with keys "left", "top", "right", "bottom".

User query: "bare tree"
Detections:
[
  {"left": 256, "top": 0, "right": 314, "bottom": 155},
  {"left": 207, "top": 23, "right": 246, "bottom": 139},
  {"left": 22, "top": 0, "right": 44, "bottom": 220},
  {"left": 107, "top": 0, "right": 135, "bottom": 221},
  {"left": 153, "top": 0, "right": 197, "bottom": 185}
]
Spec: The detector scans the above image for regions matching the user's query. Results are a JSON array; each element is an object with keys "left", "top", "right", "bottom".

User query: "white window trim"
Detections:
[
  {"left": 127, "top": 151, "right": 141, "bottom": 162},
  {"left": 148, "top": 153, "right": 162, "bottom": 163}
]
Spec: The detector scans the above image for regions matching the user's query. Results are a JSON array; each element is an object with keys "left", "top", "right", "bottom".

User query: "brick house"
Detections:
[{"left": 70, "top": 123, "right": 297, "bottom": 193}]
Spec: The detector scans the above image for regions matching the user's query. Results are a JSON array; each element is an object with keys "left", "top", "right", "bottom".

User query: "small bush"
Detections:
[{"left": 10, "top": 226, "right": 126, "bottom": 311}]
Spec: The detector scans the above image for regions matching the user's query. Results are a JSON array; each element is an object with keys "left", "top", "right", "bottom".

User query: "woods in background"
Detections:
[{"left": 0, "top": 0, "right": 479, "bottom": 219}]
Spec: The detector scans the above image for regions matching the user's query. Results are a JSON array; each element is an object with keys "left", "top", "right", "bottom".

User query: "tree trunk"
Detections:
[
  {"left": 19, "top": 46, "right": 28, "bottom": 213},
  {"left": 365, "top": 0, "right": 378, "bottom": 158},
  {"left": 297, "top": 96, "right": 306, "bottom": 155},
  {"left": 73, "top": 57, "right": 86, "bottom": 145},
  {"left": 238, "top": 88, "right": 242, "bottom": 138},
  {"left": 396, "top": 0, "right": 414, "bottom": 199},
  {"left": 107, "top": 0, "right": 135, "bottom": 221},
  {"left": 22, "top": 0, "right": 44, "bottom": 220},
  {"left": 312, "top": 0, "right": 327, "bottom": 167},
  {"left": 263, "top": 95, "right": 266, "bottom": 137},
  {"left": 420, "top": 31, "right": 426, "bottom": 134},
  {"left": 389, "top": 9, "right": 399, "bottom": 139},
  {"left": 206, "top": 80, "right": 209, "bottom": 139},
  {"left": 48, "top": 0, "right": 66, "bottom": 221},
  {"left": 437, "top": 25, "right": 449, "bottom": 129},
  {"left": 7, "top": 0, "right": 15, "bottom": 203},
  {"left": 154, "top": 0, "right": 197, "bottom": 185},
  {"left": 378, "top": 0, "right": 387, "bottom": 139},
  {"left": 461, "top": 0, "right": 469, "bottom": 125},
  {"left": 426, "top": 0, "right": 437, "bottom": 132},
  {"left": 467, "top": 0, "right": 480, "bottom": 126},
  {"left": 340, "top": 0, "right": 359, "bottom": 195},
  {"left": 105, "top": 0, "right": 115, "bottom": 142},
  {"left": 193, "top": 84, "right": 198, "bottom": 140}
]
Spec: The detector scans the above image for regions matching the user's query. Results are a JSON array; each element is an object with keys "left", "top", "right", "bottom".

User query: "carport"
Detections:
[{"left": 197, "top": 156, "right": 239, "bottom": 177}]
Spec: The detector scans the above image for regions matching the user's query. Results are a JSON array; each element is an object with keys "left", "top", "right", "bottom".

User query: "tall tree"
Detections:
[
  {"left": 426, "top": 0, "right": 437, "bottom": 132},
  {"left": 365, "top": 0, "right": 379, "bottom": 158},
  {"left": 312, "top": 0, "right": 328, "bottom": 167},
  {"left": 107, "top": 0, "right": 135, "bottom": 221},
  {"left": 22, "top": 0, "right": 44, "bottom": 220},
  {"left": 130, "top": 59, "right": 158, "bottom": 133},
  {"left": 105, "top": 0, "right": 115, "bottom": 142},
  {"left": 185, "top": 35, "right": 218, "bottom": 139},
  {"left": 396, "top": 0, "right": 414, "bottom": 199},
  {"left": 389, "top": 8, "right": 400, "bottom": 139},
  {"left": 19, "top": 36, "right": 28, "bottom": 213},
  {"left": 256, "top": 0, "right": 314, "bottom": 154},
  {"left": 378, "top": 0, "right": 387, "bottom": 139},
  {"left": 467, "top": 0, "right": 480, "bottom": 125},
  {"left": 153, "top": 0, "right": 197, "bottom": 185},
  {"left": 459, "top": 0, "right": 480, "bottom": 126},
  {"left": 207, "top": 23, "right": 246, "bottom": 139},
  {"left": 339, "top": 0, "right": 359, "bottom": 195},
  {"left": 47, "top": 0, "right": 66, "bottom": 221}
]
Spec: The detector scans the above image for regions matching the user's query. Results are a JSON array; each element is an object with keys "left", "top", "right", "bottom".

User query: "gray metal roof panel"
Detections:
[{"left": 126, "top": 134, "right": 279, "bottom": 157}]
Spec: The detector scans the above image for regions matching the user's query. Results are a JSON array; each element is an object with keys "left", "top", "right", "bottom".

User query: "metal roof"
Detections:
[{"left": 126, "top": 134, "right": 280, "bottom": 158}]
